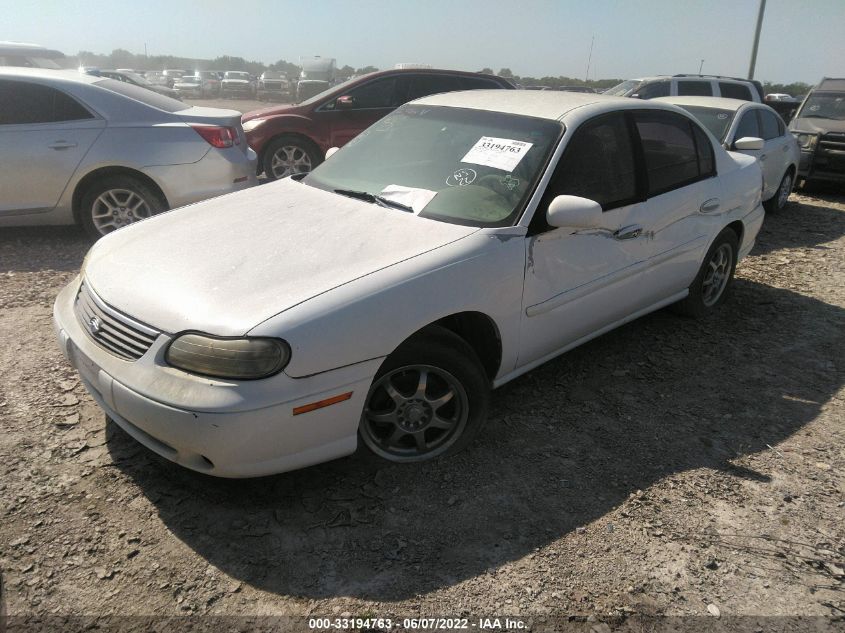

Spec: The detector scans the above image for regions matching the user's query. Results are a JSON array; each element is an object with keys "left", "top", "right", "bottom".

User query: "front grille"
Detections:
[
  {"left": 74, "top": 283, "right": 159, "bottom": 360},
  {"left": 820, "top": 133, "right": 845, "bottom": 153}
]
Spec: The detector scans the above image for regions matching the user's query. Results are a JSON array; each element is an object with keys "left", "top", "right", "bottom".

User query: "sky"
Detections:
[{"left": 3, "top": 0, "right": 843, "bottom": 85}]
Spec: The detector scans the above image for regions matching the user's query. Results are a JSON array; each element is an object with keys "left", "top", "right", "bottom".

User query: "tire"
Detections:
[
  {"left": 261, "top": 135, "right": 323, "bottom": 181},
  {"left": 672, "top": 228, "right": 739, "bottom": 318},
  {"left": 359, "top": 326, "right": 490, "bottom": 463},
  {"left": 79, "top": 176, "right": 167, "bottom": 240},
  {"left": 763, "top": 169, "right": 794, "bottom": 212}
]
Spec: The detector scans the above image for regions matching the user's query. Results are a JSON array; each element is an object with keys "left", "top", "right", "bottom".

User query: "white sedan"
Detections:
[
  {"left": 54, "top": 91, "right": 765, "bottom": 477},
  {"left": 656, "top": 96, "right": 800, "bottom": 212}
]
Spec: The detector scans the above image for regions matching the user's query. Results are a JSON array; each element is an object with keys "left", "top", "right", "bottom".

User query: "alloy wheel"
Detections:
[
  {"left": 777, "top": 172, "right": 793, "bottom": 209},
  {"left": 701, "top": 243, "right": 733, "bottom": 307},
  {"left": 90, "top": 188, "right": 153, "bottom": 235},
  {"left": 270, "top": 145, "right": 313, "bottom": 179},
  {"left": 360, "top": 364, "right": 469, "bottom": 462}
]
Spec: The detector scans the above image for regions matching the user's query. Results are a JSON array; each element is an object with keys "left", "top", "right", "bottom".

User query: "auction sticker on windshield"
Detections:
[{"left": 461, "top": 137, "right": 533, "bottom": 172}]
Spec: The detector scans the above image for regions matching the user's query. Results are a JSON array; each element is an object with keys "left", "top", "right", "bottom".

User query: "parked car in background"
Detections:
[
  {"left": 242, "top": 68, "right": 515, "bottom": 180},
  {"left": 788, "top": 77, "right": 845, "bottom": 188},
  {"left": 0, "top": 68, "right": 257, "bottom": 238},
  {"left": 297, "top": 56, "right": 336, "bottom": 102},
  {"left": 605, "top": 74, "right": 763, "bottom": 102},
  {"left": 54, "top": 91, "right": 765, "bottom": 477},
  {"left": 161, "top": 69, "right": 187, "bottom": 88},
  {"left": 557, "top": 86, "right": 597, "bottom": 93},
  {"left": 82, "top": 68, "right": 181, "bottom": 100},
  {"left": 657, "top": 97, "right": 799, "bottom": 212},
  {"left": 257, "top": 71, "right": 291, "bottom": 101},
  {"left": 144, "top": 71, "right": 169, "bottom": 87},
  {"left": 221, "top": 71, "right": 255, "bottom": 98},
  {"left": 766, "top": 93, "right": 793, "bottom": 101},
  {"left": 0, "top": 41, "right": 65, "bottom": 68},
  {"left": 174, "top": 72, "right": 221, "bottom": 99}
]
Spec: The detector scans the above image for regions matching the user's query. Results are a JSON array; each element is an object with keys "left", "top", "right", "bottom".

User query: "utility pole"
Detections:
[
  {"left": 747, "top": 0, "right": 766, "bottom": 80},
  {"left": 585, "top": 35, "right": 594, "bottom": 82},
  {"left": 699, "top": 59, "right": 704, "bottom": 74}
]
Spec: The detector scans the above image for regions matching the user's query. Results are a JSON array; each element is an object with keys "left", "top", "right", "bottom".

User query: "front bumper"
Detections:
[
  {"left": 798, "top": 148, "right": 845, "bottom": 182},
  {"left": 53, "top": 278, "right": 380, "bottom": 477}
]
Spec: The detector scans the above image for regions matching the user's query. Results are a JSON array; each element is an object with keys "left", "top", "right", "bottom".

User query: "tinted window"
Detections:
[
  {"left": 347, "top": 78, "right": 396, "bottom": 108},
  {"left": 407, "top": 75, "right": 463, "bottom": 101},
  {"left": 759, "top": 109, "right": 782, "bottom": 140},
  {"left": 719, "top": 82, "right": 753, "bottom": 101},
  {"left": 734, "top": 110, "right": 760, "bottom": 139},
  {"left": 94, "top": 78, "right": 189, "bottom": 112},
  {"left": 0, "top": 80, "right": 93, "bottom": 124},
  {"left": 547, "top": 113, "right": 638, "bottom": 210},
  {"left": 636, "top": 80, "right": 670, "bottom": 99},
  {"left": 634, "top": 111, "right": 701, "bottom": 195},
  {"left": 462, "top": 76, "right": 505, "bottom": 90},
  {"left": 692, "top": 125, "right": 715, "bottom": 177},
  {"left": 678, "top": 80, "right": 713, "bottom": 96}
]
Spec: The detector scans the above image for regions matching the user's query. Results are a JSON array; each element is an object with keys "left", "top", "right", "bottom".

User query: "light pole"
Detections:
[
  {"left": 748, "top": 0, "right": 767, "bottom": 80},
  {"left": 699, "top": 59, "right": 704, "bottom": 74}
]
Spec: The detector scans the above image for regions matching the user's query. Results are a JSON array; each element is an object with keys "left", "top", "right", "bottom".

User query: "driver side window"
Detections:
[{"left": 346, "top": 78, "right": 397, "bottom": 109}]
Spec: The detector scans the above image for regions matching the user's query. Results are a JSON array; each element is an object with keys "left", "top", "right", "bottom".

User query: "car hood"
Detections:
[
  {"left": 790, "top": 117, "right": 845, "bottom": 134},
  {"left": 222, "top": 79, "right": 250, "bottom": 84},
  {"left": 84, "top": 179, "right": 479, "bottom": 336}
]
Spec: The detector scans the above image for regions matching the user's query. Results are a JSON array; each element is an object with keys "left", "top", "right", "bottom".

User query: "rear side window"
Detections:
[
  {"left": 734, "top": 110, "right": 760, "bottom": 139},
  {"left": 719, "top": 82, "right": 753, "bottom": 101},
  {"left": 634, "top": 111, "right": 702, "bottom": 195},
  {"left": 636, "top": 80, "right": 670, "bottom": 99},
  {"left": 759, "top": 109, "right": 782, "bottom": 139},
  {"left": 94, "top": 78, "right": 188, "bottom": 112},
  {"left": 0, "top": 80, "right": 93, "bottom": 124},
  {"left": 547, "top": 112, "right": 638, "bottom": 210},
  {"left": 462, "top": 76, "right": 506, "bottom": 90},
  {"left": 677, "top": 80, "right": 713, "bottom": 96},
  {"left": 692, "top": 125, "right": 716, "bottom": 177}
]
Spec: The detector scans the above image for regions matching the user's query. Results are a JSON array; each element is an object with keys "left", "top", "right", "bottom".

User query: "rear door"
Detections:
[
  {"left": 758, "top": 107, "right": 792, "bottom": 198},
  {"left": 0, "top": 79, "right": 104, "bottom": 216}
]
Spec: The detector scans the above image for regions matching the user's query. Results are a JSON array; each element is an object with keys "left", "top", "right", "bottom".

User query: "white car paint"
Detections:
[
  {"left": 655, "top": 96, "right": 800, "bottom": 205},
  {"left": 54, "top": 90, "right": 765, "bottom": 477}
]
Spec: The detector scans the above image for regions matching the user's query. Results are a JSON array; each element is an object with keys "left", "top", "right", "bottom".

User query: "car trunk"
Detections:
[{"left": 174, "top": 106, "right": 250, "bottom": 155}]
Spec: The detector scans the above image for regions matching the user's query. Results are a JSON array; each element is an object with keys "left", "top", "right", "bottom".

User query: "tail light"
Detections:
[{"left": 191, "top": 125, "right": 240, "bottom": 148}]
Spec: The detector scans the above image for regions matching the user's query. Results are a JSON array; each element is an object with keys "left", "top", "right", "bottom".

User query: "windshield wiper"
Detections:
[{"left": 334, "top": 189, "right": 414, "bottom": 213}]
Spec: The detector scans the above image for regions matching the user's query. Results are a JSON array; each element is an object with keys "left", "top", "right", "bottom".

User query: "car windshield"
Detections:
[
  {"left": 94, "top": 78, "right": 189, "bottom": 112},
  {"left": 226, "top": 72, "right": 249, "bottom": 80},
  {"left": 675, "top": 105, "right": 735, "bottom": 142},
  {"left": 303, "top": 104, "right": 562, "bottom": 228},
  {"left": 603, "top": 79, "right": 641, "bottom": 96},
  {"left": 797, "top": 92, "right": 845, "bottom": 121}
]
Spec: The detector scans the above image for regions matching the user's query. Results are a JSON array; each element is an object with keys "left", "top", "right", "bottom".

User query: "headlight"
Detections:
[
  {"left": 792, "top": 132, "right": 818, "bottom": 150},
  {"left": 241, "top": 119, "right": 265, "bottom": 132},
  {"left": 166, "top": 333, "right": 290, "bottom": 380}
]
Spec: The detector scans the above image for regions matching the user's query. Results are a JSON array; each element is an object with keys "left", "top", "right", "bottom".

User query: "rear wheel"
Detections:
[
  {"left": 359, "top": 327, "right": 490, "bottom": 463},
  {"left": 764, "top": 169, "right": 793, "bottom": 212},
  {"left": 79, "top": 176, "right": 166, "bottom": 239},
  {"left": 672, "top": 228, "right": 738, "bottom": 318},
  {"left": 262, "top": 135, "right": 323, "bottom": 181}
]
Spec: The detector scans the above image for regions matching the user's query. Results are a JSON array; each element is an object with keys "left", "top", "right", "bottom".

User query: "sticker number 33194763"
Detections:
[{"left": 461, "top": 136, "right": 533, "bottom": 172}]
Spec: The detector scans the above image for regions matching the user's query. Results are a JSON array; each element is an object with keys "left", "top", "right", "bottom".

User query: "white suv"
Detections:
[{"left": 605, "top": 75, "right": 763, "bottom": 102}]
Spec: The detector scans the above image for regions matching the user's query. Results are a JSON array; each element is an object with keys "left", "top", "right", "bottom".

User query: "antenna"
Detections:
[{"left": 585, "top": 35, "right": 595, "bottom": 82}]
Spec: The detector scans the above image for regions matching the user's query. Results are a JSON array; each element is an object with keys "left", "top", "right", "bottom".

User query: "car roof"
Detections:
[
  {"left": 415, "top": 89, "right": 684, "bottom": 121},
  {"left": 652, "top": 96, "right": 756, "bottom": 111},
  {"left": 0, "top": 66, "right": 101, "bottom": 85},
  {"left": 0, "top": 41, "right": 64, "bottom": 58}
]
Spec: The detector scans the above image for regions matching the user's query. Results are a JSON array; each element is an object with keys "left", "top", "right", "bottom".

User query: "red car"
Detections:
[{"left": 241, "top": 68, "right": 514, "bottom": 180}]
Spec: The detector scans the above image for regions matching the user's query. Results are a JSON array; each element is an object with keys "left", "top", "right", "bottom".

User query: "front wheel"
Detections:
[
  {"left": 359, "top": 327, "right": 490, "bottom": 463},
  {"left": 262, "top": 135, "right": 323, "bottom": 181},
  {"left": 672, "top": 228, "right": 738, "bottom": 318},
  {"left": 764, "top": 169, "right": 793, "bottom": 212},
  {"left": 79, "top": 176, "right": 166, "bottom": 239}
]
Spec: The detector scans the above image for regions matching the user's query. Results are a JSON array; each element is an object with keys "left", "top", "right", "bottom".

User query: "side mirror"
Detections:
[
  {"left": 336, "top": 95, "right": 355, "bottom": 109},
  {"left": 325, "top": 147, "right": 340, "bottom": 159},
  {"left": 733, "top": 136, "right": 765, "bottom": 151},
  {"left": 546, "top": 195, "right": 603, "bottom": 229}
]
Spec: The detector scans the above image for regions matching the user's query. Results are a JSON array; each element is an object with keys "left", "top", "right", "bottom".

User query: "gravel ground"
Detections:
[{"left": 0, "top": 188, "right": 843, "bottom": 630}]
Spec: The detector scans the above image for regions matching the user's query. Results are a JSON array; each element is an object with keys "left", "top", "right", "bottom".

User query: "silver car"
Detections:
[{"left": 0, "top": 68, "right": 258, "bottom": 238}]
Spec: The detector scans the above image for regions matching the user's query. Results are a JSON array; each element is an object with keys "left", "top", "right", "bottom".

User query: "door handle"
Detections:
[
  {"left": 48, "top": 141, "right": 78, "bottom": 150},
  {"left": 700, "top": 198, "right": 721, "bottom": 213},
  {"left": 613, "top": 225, "right": 642, "bottom": 240}
]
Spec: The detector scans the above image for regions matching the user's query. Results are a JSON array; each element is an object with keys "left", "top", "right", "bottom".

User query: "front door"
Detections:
[{"left": 321, "top": 76, "right": 399, "bottom": 149}]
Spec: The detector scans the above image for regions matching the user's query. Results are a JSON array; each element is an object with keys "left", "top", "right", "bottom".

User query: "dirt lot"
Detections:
[{"left": 0, "top": 188, "right": 843, "bottom": 630}]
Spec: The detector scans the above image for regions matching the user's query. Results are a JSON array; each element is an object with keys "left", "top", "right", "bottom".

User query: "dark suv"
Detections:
[
  {"left": 242, "top": 68, "right": 514, "bottom": 180},
  {"left": 789, "top": 77, "right": 845, "bottom": 187}
]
